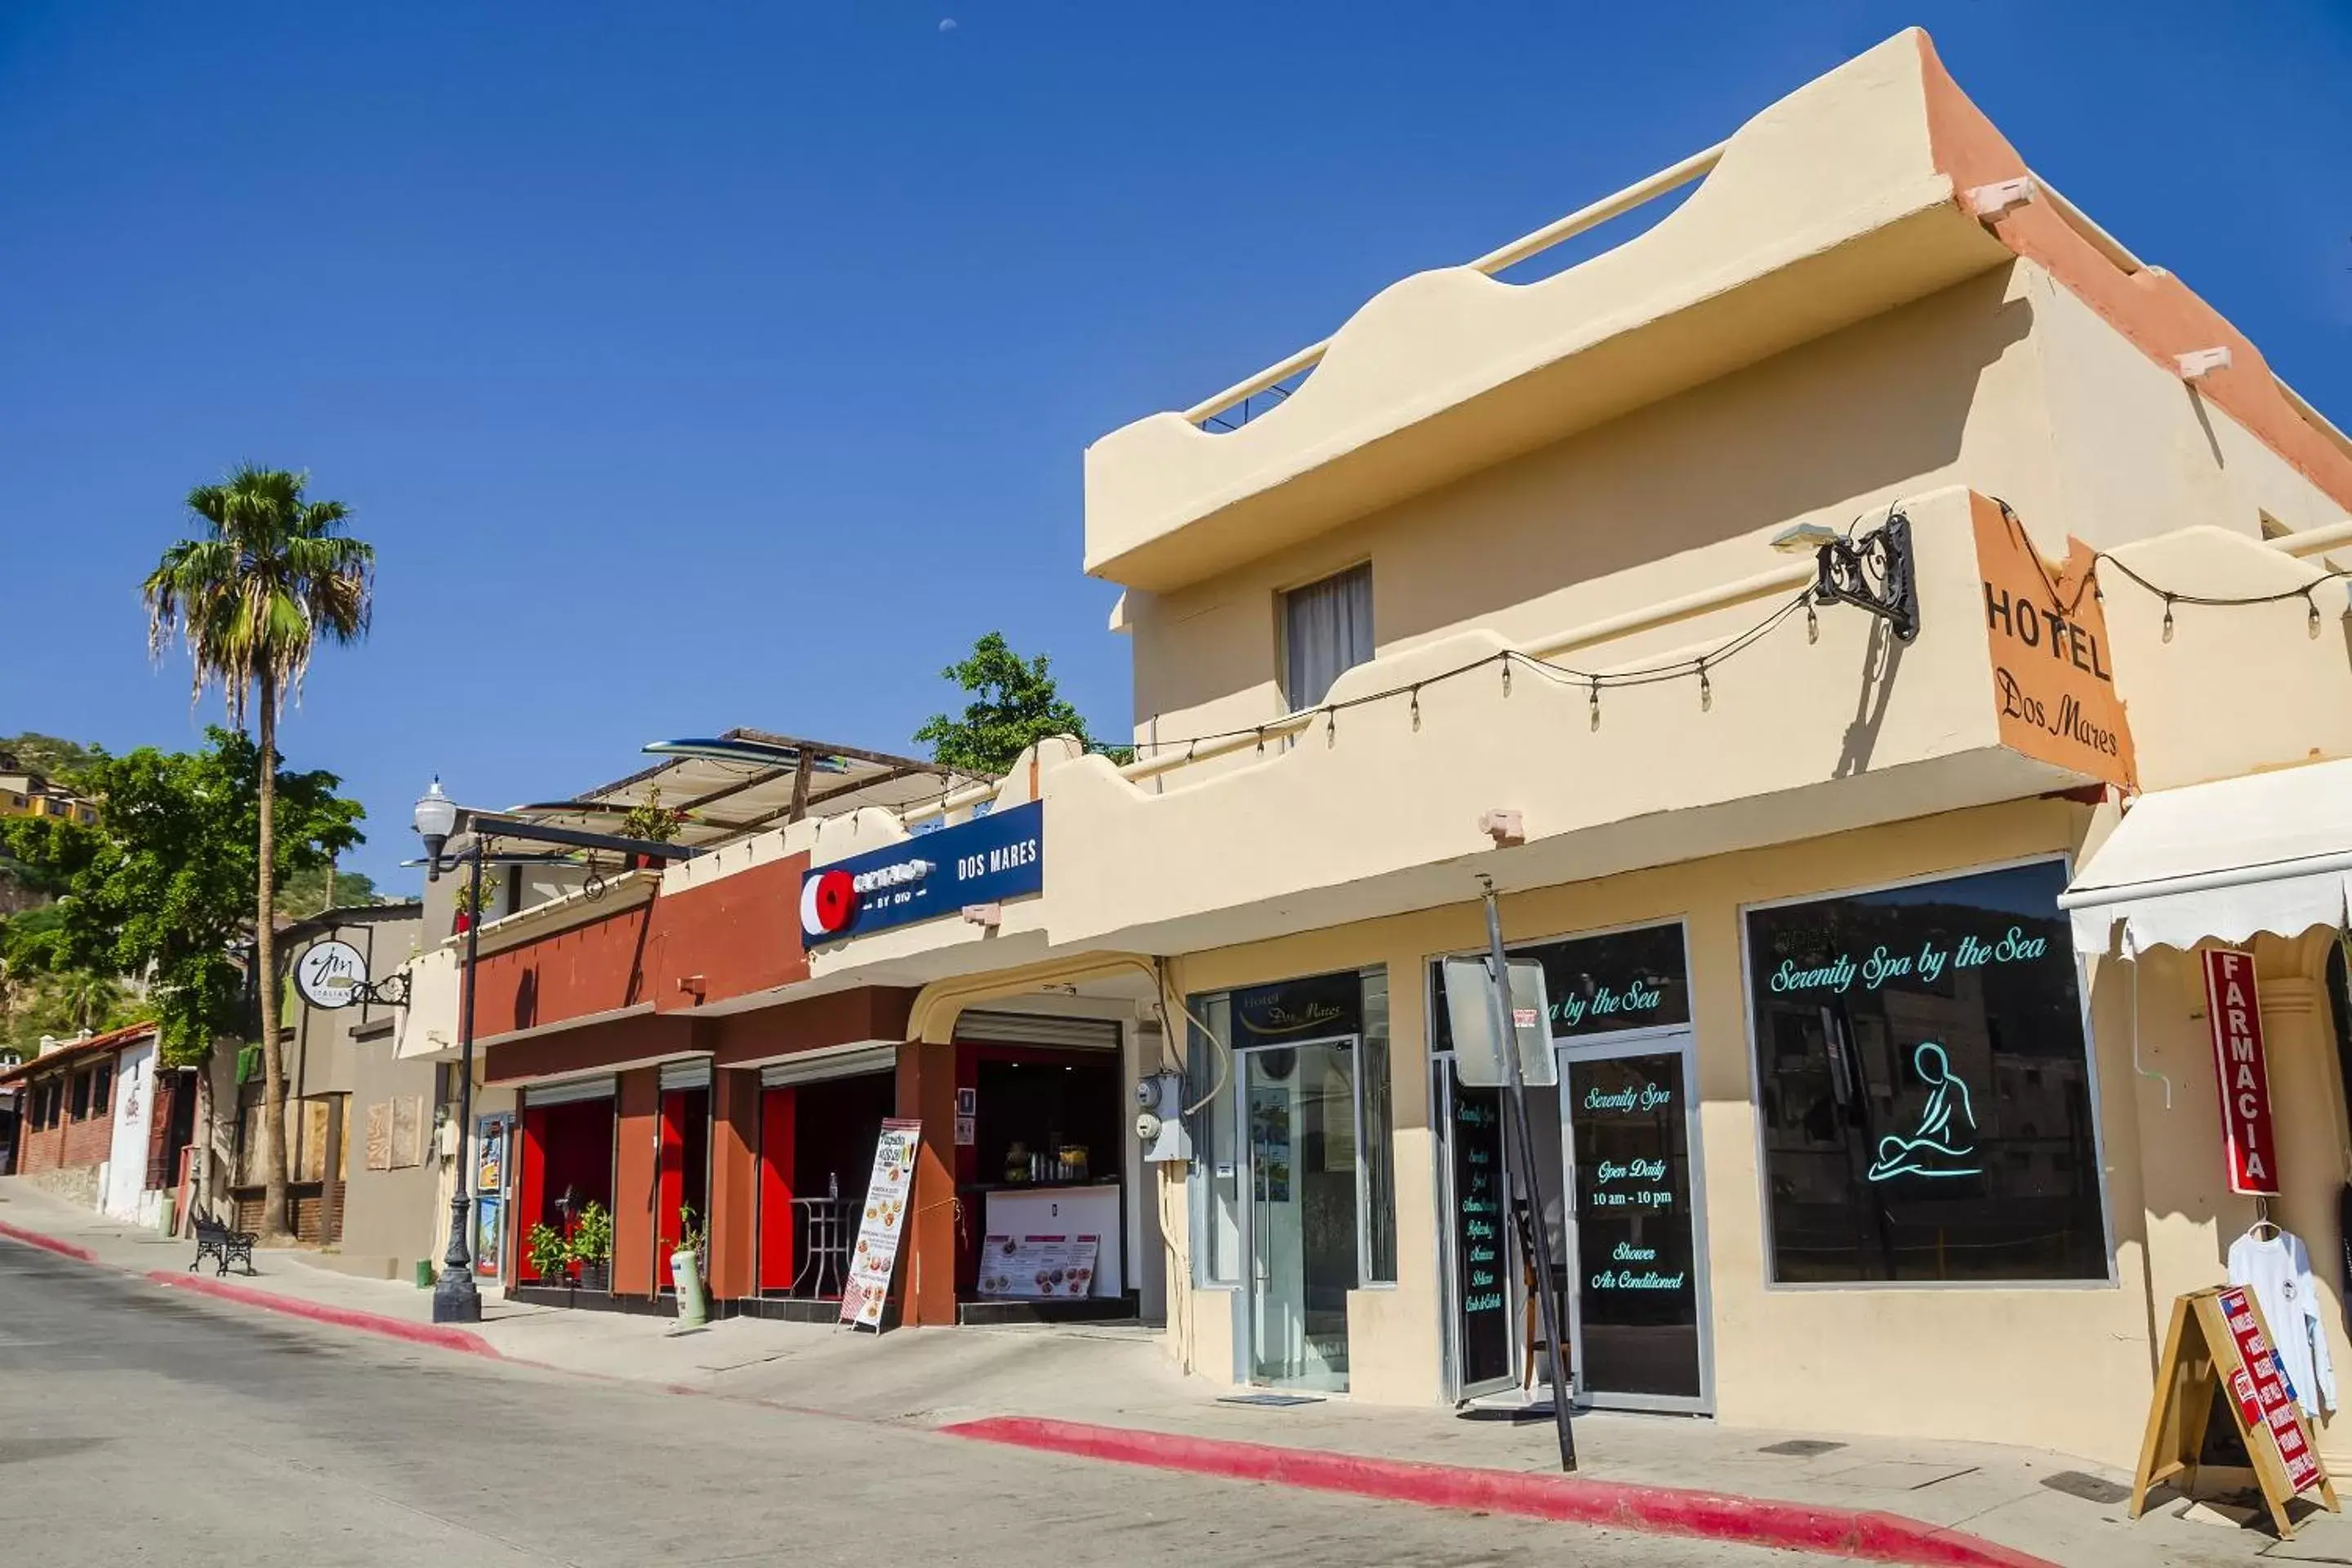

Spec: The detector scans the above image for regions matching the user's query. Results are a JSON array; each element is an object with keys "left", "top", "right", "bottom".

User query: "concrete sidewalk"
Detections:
[{"left": 2, "top": 1177, "right": 2339, "bottom": 1566}]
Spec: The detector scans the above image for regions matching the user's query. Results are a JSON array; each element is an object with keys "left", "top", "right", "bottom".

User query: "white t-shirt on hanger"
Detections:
[{"left": 2228, "top": 1228, "right": 2337, "bottom": 1418}]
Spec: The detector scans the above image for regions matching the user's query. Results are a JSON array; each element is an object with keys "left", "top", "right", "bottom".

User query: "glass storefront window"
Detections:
[
  {"left": 1744, "top": 860, "right": 2108, "bottom": 1284},
  {"left": 1188, "top": 973, "right": 1396, "bottom": 1292},
  {"left": 1188, "top": 993, "right": 1241, "bottom": 1286}
]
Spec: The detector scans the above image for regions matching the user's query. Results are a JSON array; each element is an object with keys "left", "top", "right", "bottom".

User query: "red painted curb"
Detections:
[
  {"left": 147, "top": 1271, "right": 501, "bottom": 1360},
  {"left": 0, "top": 1217, "right": 101, "bottom": 1265},
  {"left": 941, "top": 1417, "right": 2057, "bottom": 1568}
]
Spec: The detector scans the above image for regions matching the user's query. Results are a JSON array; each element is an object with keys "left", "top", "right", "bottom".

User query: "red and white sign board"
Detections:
[
  {"left": 840, "top": 1118, "right": 921, "bottom": 1330},
  {"left": 2220, "top": 1285, "right": 2325, "bottom": 1494},
  {"left": 2202, "top": 949, "right": 2278, "bottom": 1196}
]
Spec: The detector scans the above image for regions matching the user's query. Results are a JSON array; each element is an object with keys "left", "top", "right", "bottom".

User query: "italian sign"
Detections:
[
  {"left": 975, "top": 1234, "right": 1100, "bottom": 1298},
  {"left": 2202, "top": 949, "right": 2278, "bottom": 1196},
  {"left": 801, "top": 801, "right": 1043, "bottom": 944},
  {"left": 294, "top": 939, "right": 368, "bottom": 1009},
  {"left": 840, "top": 1118, "right": 922, "bottom": 1330},
  {"left": 2132, "top": 1286, "right": 2336, "bottom": 1539},
  {"left": 1971, "top": 493, "right": 2136, "bottom": 790}
]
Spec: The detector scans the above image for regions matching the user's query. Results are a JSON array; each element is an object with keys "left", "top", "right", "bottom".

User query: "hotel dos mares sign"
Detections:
[
  {"left": 1971, "top": 494, "right": 2136, "bottom": 791},
  {"left": 801, "top": 800, "right": 1044, "bottom": 944}
]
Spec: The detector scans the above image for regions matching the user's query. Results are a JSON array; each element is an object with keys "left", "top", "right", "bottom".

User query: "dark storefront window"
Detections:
[
  {"left": 1433, "top": 923, "right": 1690, "bottom": 1051},
  {"left": 1745, "top": 861, "right": 2107, "bottom": 1284}
]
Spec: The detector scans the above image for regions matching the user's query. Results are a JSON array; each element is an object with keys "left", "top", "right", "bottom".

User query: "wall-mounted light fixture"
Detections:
[{"left": 1772, "top": 511, "right": 1920, "bottom": 644}]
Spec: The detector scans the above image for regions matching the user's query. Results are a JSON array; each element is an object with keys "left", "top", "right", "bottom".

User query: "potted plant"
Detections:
[
  {"left": 619, "top": 787, "right": 680, "bottom": 870},
  {"left": 570, "top": 1200, "right": 612, "bottom": 1293},
  {"left": 452, "top": 874, "right": 497, "bottom": 934},
  {"left": 670, "top": 1202, "right": 709, "bottom": 1329},
  {"left": 526, "top": 1221, "right": 572, "bottom": 1287}
]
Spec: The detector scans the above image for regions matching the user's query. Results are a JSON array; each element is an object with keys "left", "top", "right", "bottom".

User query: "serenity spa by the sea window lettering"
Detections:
[{"left": 1767, "top": 926, "right": 2049, "bottom": 996}]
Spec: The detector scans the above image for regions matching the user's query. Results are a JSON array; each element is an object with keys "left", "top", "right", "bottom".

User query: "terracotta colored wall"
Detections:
[
  {"left": 710, "top": 987, "right": 916, "bottom": 1067},
  {"left": 896, "top": 1040, "right": 958, "bottom": 1327},
  {"left": 706, "top": 1068, "right": 760, "bottom": 1300},
  {"left": 482, "top": 1013, "right": 696, "bottom": 1086},
  {"left": 472, "top": 850, "right": 808, "bottom": 1044},
  {"left": 651, "top": 854, "right": 809, "bottom": 1013},
  {"left": 613, "top": 1067, "right": 661, "bottom": 1298},
  {"left": 473, "top": 902, "right": 656, "bottom": 1038}
]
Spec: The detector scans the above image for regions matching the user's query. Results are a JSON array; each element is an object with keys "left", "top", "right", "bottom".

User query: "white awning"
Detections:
[{"left": 2060, "top": 759, "right": 2352, "bottom": 954}]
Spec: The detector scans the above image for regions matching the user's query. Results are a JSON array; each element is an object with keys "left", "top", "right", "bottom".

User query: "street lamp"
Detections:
[
  {"left": 407, "top": 777, "right": 705, "bottom": 1325},
  {"left": 413, "top": 779, "right": 458, "bottom": 883},
  {"left": 414, "top": 777, "right": 484, "bottom": 1325}
]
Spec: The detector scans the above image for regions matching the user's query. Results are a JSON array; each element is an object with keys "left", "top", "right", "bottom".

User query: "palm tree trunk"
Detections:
[{"left": 256, "top": 676, "right": 293, "bottom": 1244}]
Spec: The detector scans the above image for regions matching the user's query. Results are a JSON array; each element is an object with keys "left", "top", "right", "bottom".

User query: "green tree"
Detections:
[
  {"left": 0, "top": 732, "right": 363, "bottom": 1064},
  {"left": 144, "top": 466, "right": 373, "bottom": 1242},
  {"left": 280, "top": 863, "right": 380, "bottom": 920},
  {"left": 913, "top": 631, "right": 1130, "bottom": 775}
]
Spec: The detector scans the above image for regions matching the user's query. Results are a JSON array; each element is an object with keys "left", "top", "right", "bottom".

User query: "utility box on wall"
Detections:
[{"left": 1134, "top": 1071, "right": 1192, "bottom": 1165}]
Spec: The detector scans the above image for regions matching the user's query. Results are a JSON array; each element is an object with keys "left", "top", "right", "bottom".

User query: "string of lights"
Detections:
[
  {"left": 1992, "top": 496, "right": 2350, "bottom": 644},
  {"left": 1097, "top": 505, "right": 2347, "bottom": 771},
  {"left": 1098, "top": 581, "right": 1823, "bottom": 764}
]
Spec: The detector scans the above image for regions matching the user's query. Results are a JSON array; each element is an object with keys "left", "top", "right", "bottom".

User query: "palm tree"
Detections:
[{"left": 145, "top": 466, "right": 372, "bottom": 1243}]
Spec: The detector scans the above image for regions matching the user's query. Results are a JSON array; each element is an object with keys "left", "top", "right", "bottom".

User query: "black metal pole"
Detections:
[
  {"left": 432, "top": 842, "right": 484, "bottom": 1324},
  {"left": 1483, "top": 884, "right": 1575, "bottom": 1472}
]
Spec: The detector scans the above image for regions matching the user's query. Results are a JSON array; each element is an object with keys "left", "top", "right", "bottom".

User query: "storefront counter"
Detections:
[{"left": 973, "top": 1182, "right": 1124, "bottom": 1297}]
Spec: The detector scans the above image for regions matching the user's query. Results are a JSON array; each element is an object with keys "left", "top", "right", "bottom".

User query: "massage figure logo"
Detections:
[{"left": 1865, "top": 1041, "right": 1982, "bottom": 1183}]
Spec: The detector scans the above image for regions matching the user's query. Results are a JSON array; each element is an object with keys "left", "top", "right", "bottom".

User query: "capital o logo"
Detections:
[{"left": 800, "top": 868, "right": 857, "bottom": 939}]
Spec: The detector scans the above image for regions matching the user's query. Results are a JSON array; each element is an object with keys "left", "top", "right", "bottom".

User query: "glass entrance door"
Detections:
[
  {"left": 1241, "top": 1039, "right": 1357, "bottom": 1391},
  {"left": 1561, "top": 1031, "right": 1710, "bottom": 1411}
]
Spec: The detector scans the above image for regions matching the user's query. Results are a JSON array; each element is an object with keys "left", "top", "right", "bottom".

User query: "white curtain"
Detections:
[{"left": 1285, "top": 564, "right": 1374, "bottom": 710}]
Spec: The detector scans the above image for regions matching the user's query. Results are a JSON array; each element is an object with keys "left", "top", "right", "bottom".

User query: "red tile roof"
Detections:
[{"left": 0, "top": 1021, "right": 161, "bottom": 1087}]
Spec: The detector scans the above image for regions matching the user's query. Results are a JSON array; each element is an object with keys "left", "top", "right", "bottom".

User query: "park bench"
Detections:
[{"left": 189, "top": 1213, "right": 258, "bottom": 1277}]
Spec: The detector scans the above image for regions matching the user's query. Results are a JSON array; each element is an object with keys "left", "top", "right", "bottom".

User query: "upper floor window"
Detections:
[{"left": 1282, "top": 563, "right": 1374, "bottom": 710}]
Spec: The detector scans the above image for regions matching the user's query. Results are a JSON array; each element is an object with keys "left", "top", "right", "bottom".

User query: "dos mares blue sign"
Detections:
[{"left": 799, "top": 800, "right": 1044, "bottom": 944}]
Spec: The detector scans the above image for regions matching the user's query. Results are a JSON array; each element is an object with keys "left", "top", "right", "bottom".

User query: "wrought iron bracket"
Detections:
[
  {"left": 1812, "top": 511, "right": 1919, "bottom": 643},
  {"left": 343, "top": 971, "right": 412, "bottom": 1009}
]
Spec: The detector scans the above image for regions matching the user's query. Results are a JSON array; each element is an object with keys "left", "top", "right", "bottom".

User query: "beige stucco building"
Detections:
[{"left": 393, "top": 29, "right": 2352, "bottom": 1474}]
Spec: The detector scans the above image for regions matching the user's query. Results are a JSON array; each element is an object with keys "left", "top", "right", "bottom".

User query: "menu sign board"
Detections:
[
  {"left": 1569, "top": 1053, "right": 1700, "bottom": 1398},
  {"left": 2218, "top": 1286, "right": 2323, "bottom": 1493},
  {"left": 976, "top": 1234, "right": 1100, "bottom": 1299},
  {"left": 1448, "top": 1079, "right": 1513, "bottom": 1391},
  {"left": 840, "top": 1119, "right": 921, "bottom": 1330},
  {"left": 2202, "top": 949, "right": 2279, "bottom": 1196},
  {"left": 2132, "top": 1286, "right": 2338, "bottom": 1538}
]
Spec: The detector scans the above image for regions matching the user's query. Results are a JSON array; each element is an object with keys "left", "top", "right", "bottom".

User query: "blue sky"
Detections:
[{"left": 2, "top": 2, "right": 2345, "bottom": 885}]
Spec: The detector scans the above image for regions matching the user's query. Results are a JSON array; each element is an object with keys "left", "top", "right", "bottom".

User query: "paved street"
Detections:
[{"left": 0, "top": 1243, "right": 1823, "bottom": 1567}]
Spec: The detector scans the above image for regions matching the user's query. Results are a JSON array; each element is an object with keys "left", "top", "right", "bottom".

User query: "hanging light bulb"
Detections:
[
  {"left": 1500, "top": 659, "right": 1512, "bottom": 697},
  {"left": 1588, "top": 679, "right": 1602, "bottom": 732},
  {"left": 1698, "top": 658, "right": 1713, "bottom": 712},
  {"left": 2161, "top": 596, "right": 2176, "bottom": 644},
  {"left": 1806, "top": 601, "right": 1819, "bottom": 644},
  {"left": 1255, "top": 728, "right": 1266, "bottom": 756},
  {"left": 1410, "top": 686, "right": 1422, "bottom": 731},
  {"left": 1325, "top": 708, "right": 1338, "bottom": 746},
  {"left": 2309, "top": 592, "right": 2323, "bottom": 639}
]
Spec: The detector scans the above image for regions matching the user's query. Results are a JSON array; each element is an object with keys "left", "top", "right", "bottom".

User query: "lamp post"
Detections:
[
  {"left": 412, "top": 778, "right": 483, "bottom": 1325},
  {"left": 407, "top": 778, "right": 700, "bottom": 1326}
]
